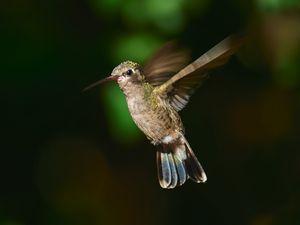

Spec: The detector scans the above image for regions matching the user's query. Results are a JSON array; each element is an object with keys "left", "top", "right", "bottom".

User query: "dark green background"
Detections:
[{"left": 1, "top": 0, "right": 300, "bottom": 225}]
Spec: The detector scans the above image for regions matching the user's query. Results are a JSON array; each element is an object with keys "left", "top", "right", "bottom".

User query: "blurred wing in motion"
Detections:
[
  {"left": 156, "top": 35, "right": 246, "bottom": 111},
  {"left": 143, "top": 41, "right": 190, "bottom": 86}
]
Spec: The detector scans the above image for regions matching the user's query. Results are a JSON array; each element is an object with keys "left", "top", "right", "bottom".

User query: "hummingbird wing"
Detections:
[
  {"left": 143, "top": 41, "right": 190, "bottom": 86},
  {"left": 155, "top": 35, "right": 246, "bottom": 111}
]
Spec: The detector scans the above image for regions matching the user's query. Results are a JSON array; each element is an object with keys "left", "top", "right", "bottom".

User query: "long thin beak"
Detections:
[{"left": 82, "top": 75, "right": 118, "bottom": 92}]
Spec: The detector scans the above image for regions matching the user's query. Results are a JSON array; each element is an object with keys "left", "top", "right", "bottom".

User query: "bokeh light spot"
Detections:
[
  {"left": 145, "top": 0, "right": 185, "bottom": 32},
  {"left": 36, "top": 136, "right": 112, "bottom": 215},
  {"left": 111, "top": 34, "right": 162, "bottom": 63},
  {"left": 256, "top": 0, "right": 300, "bottom": 11},
  {"left": 90, "top": 0, "right": 122, "bottom": 14},
  {"left": 224, "top": 87, "right": 293, "bottom": 144}
]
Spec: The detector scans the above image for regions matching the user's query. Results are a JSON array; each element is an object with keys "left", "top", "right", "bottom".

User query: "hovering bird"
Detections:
[{"left": 84, "top": 35, "right": 245, "bottom": 189}]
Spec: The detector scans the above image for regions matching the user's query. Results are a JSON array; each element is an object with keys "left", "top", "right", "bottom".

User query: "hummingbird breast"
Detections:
[{"left": 124, "top": 83, "right": 183, "bottom": 145}]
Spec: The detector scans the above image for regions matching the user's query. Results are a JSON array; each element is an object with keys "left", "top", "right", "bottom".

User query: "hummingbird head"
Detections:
[
  {"left": 111, "top": 61, "right": 143, "bottom": 89},
  {"left": 83, "top": 61, "right": 143, "bottom": 92}
]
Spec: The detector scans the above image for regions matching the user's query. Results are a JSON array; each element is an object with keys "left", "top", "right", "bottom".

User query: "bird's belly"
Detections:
[{"left": 127, "top": 97, "right": 180, "bottom": 144}]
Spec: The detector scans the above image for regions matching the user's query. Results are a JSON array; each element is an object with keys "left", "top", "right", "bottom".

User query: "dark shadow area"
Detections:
[{"left": 1, "top": 0, "right": 300, "bottom": 225}]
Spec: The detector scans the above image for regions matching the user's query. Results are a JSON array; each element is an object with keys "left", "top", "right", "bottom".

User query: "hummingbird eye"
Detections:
[{"left": 125, "top": 69, "right": 133, "bottom": 76}]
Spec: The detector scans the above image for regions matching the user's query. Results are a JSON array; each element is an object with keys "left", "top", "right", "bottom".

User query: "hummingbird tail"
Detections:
[
  {"left": 156, "top": 137, "right": 207, "bottom": 189},
  {"left": 183, "top": 137, "right": 207, "bottom": 184}
]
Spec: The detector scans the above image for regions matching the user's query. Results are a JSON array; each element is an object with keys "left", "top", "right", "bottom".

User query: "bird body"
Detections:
[
  {"left": 84, "top": 35, "right": 245, "bottom": 188},
  {"left": 111, "top": 61, "right": 206, "bottom": 188},
  {"left": 121, "top": 77, "right": 183, "bottom": 145}
]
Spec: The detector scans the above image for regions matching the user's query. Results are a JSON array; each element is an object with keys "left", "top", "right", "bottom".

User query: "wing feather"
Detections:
[
  {"left": 143, "top": 41, "right": 190, "bottom": 86},
  {"left": 157, "top": 35, "right": 246, "bottom": 111}
]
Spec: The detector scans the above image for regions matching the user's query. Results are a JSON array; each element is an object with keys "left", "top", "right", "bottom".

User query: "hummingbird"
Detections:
[{"left": 84, "top": 35, "right": 245, "bottom": 189}]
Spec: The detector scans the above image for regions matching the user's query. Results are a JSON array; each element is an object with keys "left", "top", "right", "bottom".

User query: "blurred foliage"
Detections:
[
  {"left": 1, "top": 0, "right": 300, "bottom": 225},
  {"left": 100, "top": 83, "right": 143, "bottom": 144},
  {"left": 256, "top": 0, "right": 300, "bottom": 11},
  {"left": 90, "top": 0, "right": 209, "bottom": 32},
  {"left": 110, "top": 33, "right": 162, "bottom": 63}
]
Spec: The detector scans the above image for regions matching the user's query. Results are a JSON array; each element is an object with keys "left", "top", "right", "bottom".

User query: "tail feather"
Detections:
[
  {"left": 157, "top": 151, "right": 171, "bottom": 188},
  {"left": 173, "top": 153, "right": 187, "bottom": 185},
  {"left": 157, "top": 136, "right": 206, "bottom": 189},
  {"left": 184, "top": 137, "right": 207, "bottom": 183},
  {"left": 167, "top": 153, "right": 178, "bottom": 189}
]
